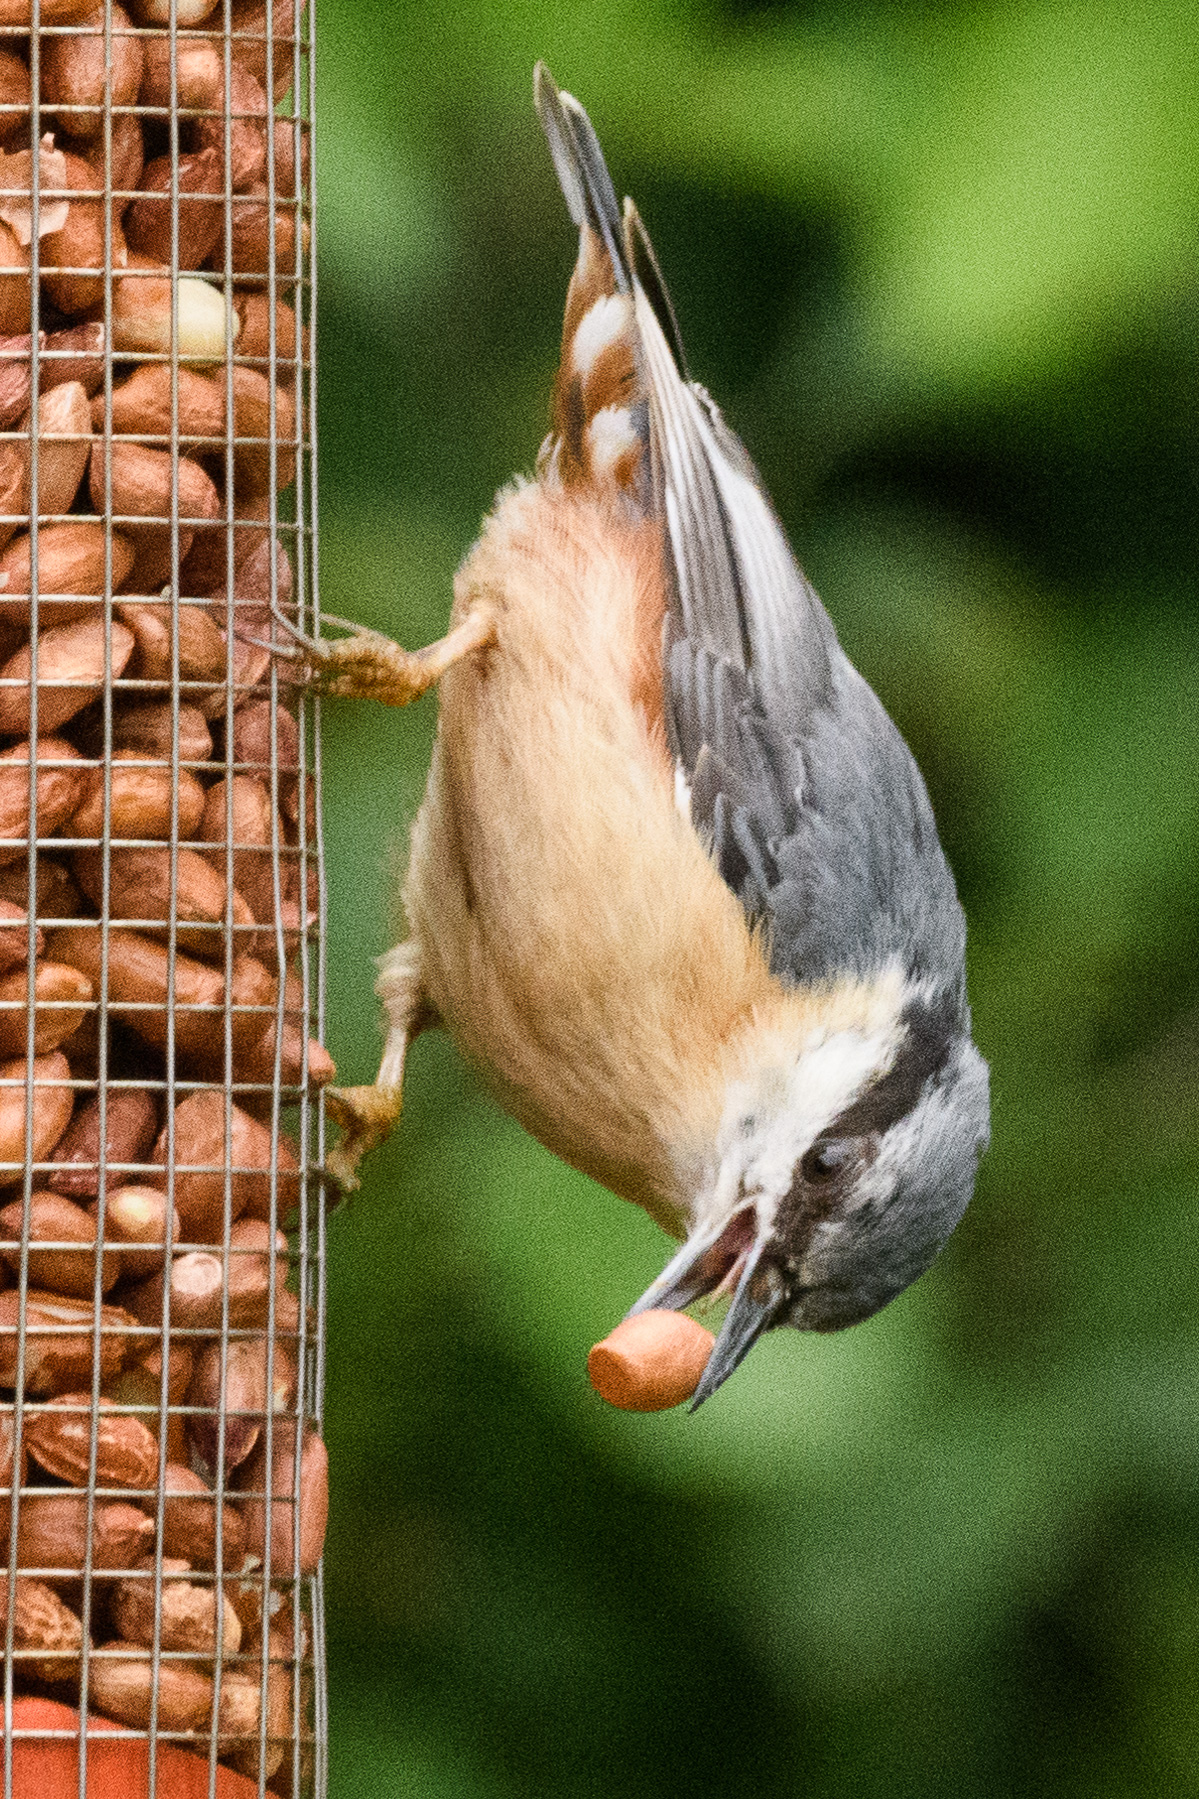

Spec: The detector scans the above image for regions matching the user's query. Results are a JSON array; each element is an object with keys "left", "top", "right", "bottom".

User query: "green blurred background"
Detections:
[{"left": 310, "top": 3, "right": 1199, "bottom": 1794}]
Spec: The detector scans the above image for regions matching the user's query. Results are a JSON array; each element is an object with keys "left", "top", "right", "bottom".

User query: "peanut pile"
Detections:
[{"left": 0, "top": 1, "right": 324, "bottom": 1790}]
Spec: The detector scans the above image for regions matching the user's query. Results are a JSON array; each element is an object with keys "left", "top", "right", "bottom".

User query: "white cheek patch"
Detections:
[
  {"left": 571, "top": 293, "right": 633, "bottom": 381},
  {"left": 586, "top": 404, "right": 641, "bottom": 478}
]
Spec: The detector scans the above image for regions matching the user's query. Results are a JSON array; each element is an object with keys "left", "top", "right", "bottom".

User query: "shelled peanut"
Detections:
[{"left": 0, "top": 1, "right": 321, "bottom": 1788}]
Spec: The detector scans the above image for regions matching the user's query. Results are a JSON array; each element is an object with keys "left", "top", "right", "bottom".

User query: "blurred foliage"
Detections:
[{"left": 311, "top": 2, "right": 1199, "bottom": 1794}]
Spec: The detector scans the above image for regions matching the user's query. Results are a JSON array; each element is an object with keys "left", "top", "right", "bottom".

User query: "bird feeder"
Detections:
[{"left": 0, "top": 0, "right": 327, "bottom": 1792}]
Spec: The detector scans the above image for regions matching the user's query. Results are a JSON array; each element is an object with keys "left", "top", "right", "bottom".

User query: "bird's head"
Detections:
[{"left": 631, "top": 980, "right": 990, "bottom": 1406}]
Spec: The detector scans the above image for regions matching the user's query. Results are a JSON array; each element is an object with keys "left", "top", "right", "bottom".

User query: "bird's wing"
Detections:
[{"left": 535, "top": 67, "right": 963, "bottom": 990}]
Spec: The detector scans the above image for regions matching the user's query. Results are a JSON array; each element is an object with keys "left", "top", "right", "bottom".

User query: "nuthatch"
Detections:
[{"left": 288, "top": 67, "right": 990, "bottom": 1405}]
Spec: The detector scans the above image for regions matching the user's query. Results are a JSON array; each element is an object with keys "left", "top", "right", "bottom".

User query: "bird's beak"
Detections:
[
  {"left": 624, "top": 1214, "right": 741, "bottom": 1316},
  {"left": 625, "top": 1207, "right": 788, "bottom": 1408},
  {"left": 688, "top": 1242, "right": 786, "bottom": 1409}
]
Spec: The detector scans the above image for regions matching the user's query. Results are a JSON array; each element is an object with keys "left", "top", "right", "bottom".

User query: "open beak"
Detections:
[
  {"left": 626, "top": 1207, "right": 789, "bottom": 1408},
  {"left": 625, "top": 1212, "right": 745, "bottom": 1316},
  {"left": 688, "top": 1243, "right": 787, "bottom": 1407}
]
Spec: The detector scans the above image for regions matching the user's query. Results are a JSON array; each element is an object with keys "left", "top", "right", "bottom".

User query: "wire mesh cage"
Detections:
[{"left": 0, "top": 0, "right": 326, "bottom": 1792}]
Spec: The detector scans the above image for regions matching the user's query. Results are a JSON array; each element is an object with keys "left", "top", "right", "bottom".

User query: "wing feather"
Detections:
[{"left": 535, "top": 68, "right": 965, "bottom": 993}]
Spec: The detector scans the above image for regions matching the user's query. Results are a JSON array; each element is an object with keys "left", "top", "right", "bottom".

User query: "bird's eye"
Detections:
[{"left": 802, "top": 1139, "right": 856, "bottom": 1182}]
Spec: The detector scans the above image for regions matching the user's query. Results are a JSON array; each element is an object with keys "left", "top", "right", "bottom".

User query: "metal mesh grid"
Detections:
[{"left": 0, "top": 1, "right": 326, "bottom": 1793}]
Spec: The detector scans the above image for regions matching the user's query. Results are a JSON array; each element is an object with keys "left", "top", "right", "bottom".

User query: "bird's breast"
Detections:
[{"left": 402, "top": 480, "right": 788, "bottom": 1230}]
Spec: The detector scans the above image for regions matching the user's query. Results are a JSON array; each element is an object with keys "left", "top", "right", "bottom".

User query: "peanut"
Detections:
[
  {"left": 0, "top": 52, "right": 30, "bottom": 149},
  {"left": 0, "top": 1189, "right": 121, "bottom": 1294},
  {"left": 236, "top": 1422, "right": 327, "bottom": 1574},
  {"left": 0, "top": 330, "right": 31, "bottom": 427},
  {"left": 40, "top": 322, "right": 108, "bottom": 396},
  {"left": 39, "top": 151, "right": 128, "bottom": 315},
  {"left": 87, "top": 1642, "right": 214, "bottom": 1731},
  {"left": 0, "top": 1406, "right": 23, "bottom": 1493},
  {"left": 88, "top": 439, "right": 220, "bottom": 589},
  {"left": 181, "top": 484, "right": 271, "bottom": 591},
  {"left": 95, "top": 1187, "right": 177, "bottom": 1279},
  {"left": 235, "top": 1010, "right": 334, "bottom": 1096},
  {"left": 0, "top": 736, "right": 86, "bottom": 862},
  {"left": 15, "top": 1492, "right": 154, "bottom": 1585},
  {"left": 203, "top": 613, "right": 270, "bottom": 713},
  {"left": 228, "top": 364, "right": 297, "bottom": 495},
  {"left": 110, "top": 698, "right": 214, "bottom": 762},
  {"left": 46, "top": 1087, "right": 160, "bottom": 1199},
  {"left": 587, "top": 1310, "right": 716, "bottom": 1412},
  {"left": 139, "top": 34, "right": 223, "bottom": 111},
  {"left": 143, "top": 1461, "right": 248, "bottom": 1570},
  {"left": 124, "top": 147, "right": 224, "bottom": 269},
  {"left": 5, "top": 382, "right": 95, "bottom": 535},
  {"left": 219, "top": 1658, "right": 290, "bottom": 1779},
  {"left": 49, "top": 923, "right": 274, "bottom": 1061},
  {"left": 196, "top": 62, "right": 268, "bottom": 192},
  {"left": 0, "top": 139, "right": 70, "bottom": 248},
  {"left": 0, "top": 959, "right": 92, "bottom": 1057},
  {"left": 199, "top": 772, "right": 291, "bottom": 926},
  {"left": 105, "top": 1339, "right": 192, "bottom": 1465},
  {"left": 229, "top": 0, "right": 297, "bottom": 98},
  {"left": 0, "top": 856, "right": 82, "bottom": 920},
  {"left": 130, "top": 0, "right": 219, "bottom": 22},
  {"left": 0, "top": 1048, "right": 74, "bottom": 1176},
  {"left": 70, "top": 752, "right": 207, "bottom": 842},
  {"left": 229, "top": 696, "right": 300, "bottom": 798},
  {"left": 0, "top": 1574, "right": 84, "bottom": 1684},
  {"left": 223, "top": 1216, "right": 290, "bottom": 1326},
  {"left": 0, "top": 615, "right": 135, "bottom": 735},
  {"left": 40, "top": 3, "right": 144, "bottom": 142},
  {"left": 73, "top": 843, "right": 241, "bottom": 957},
  {"left": 152, "top": 1089, "right": 296, "bottom": 1238},
  {"left": 0, "top": 0, "right": 101, "bottom": 20},
  {"left": 273, "top": 115, "right": 310, "bottom": 204},
  {"left": 23, "top": 1391, "right": 158, "bottom": 1486},
  {"left": 126, "top": 1247, "right": 226, "bottom": 1331},
  {"left": 84, "top": 109, "right": 145, "bottom": 202},
  {"left": 210, "top": 183, "right": 307, "bottom": 286},
  {"left": 0, "top": 1290, "right": 133, "bottom": 1390},
  {"left": 0, "top": 898, "right": 41, "bottom": 970},
  {"left": 187, "top": 1331, "right": 297, "bottom": 1477},
  {"left": 98, "top": 359, "right": 225, "bottom": 443},
  {"left": 111, "top": 260, "right": 234, "bottom": 363},
  {"left": 0, "top": 219, "right": 30, "bottom": 338},
  {"left": 116, "top": 598, "right": 227, "bottom": 688},
  {"left": 112, "top": 1555, "right": 241, "bottom": 1658},
  {"left": 0, "top": 521, "right": 136, "bottom": 629},
  {"left": 112, "top": 1335, "right": 192, "bottom": 1403},
  {"left": 233, "top": 291, "right": 298, "bottom": 369}
]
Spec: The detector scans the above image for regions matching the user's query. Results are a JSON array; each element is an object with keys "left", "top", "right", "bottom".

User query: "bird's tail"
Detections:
[
  {"left": 534, "top": 63, "right": 631, "bottom": 296},
  {"left": 533, "top": 64, "right": 686, "bottom": 497}
]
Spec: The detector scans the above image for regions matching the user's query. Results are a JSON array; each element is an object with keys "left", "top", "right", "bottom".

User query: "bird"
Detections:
[{"left": 284, "top": 65, "right": 991, "bottom": 1407}]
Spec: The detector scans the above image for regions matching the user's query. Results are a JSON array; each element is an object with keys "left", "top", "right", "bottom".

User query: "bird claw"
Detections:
[
  {"left": 239, "top": 600, "right": 496, "bottom": 707},
  {"left": 324, "top": 1082, "right": 404, "bottom": 1190},
  {"left": 231, "top": 605, "right": 416, "bottom": 701}
]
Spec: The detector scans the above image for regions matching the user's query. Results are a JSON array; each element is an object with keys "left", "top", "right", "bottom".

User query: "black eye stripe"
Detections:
[
  {"left": 827, "top": 993, "right": 958, "bottom": 1139},
  {"left": 770, "top": 993, "right": 963, "bottom": 1262}
]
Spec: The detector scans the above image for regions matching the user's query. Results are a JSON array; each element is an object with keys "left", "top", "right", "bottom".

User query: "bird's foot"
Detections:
[
  {"left": 324, "top": 1082, "right": 404, "bottom": 1190},
  {"left": 258, "top": 603, "right": 495, "bottom": 708}
]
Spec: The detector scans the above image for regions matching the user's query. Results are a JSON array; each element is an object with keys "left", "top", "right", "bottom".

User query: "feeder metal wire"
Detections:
[{"left": 0, "top": 1, "right": 325, "bottom": 1792}]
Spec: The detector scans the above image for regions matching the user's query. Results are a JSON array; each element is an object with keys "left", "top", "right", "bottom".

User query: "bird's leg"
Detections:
[
  {"left": 323, "top": 941, "right": 435, "bottom": 1189},
  {"left": 269, "top": 600, "right": 496, "bottom": 708}
]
